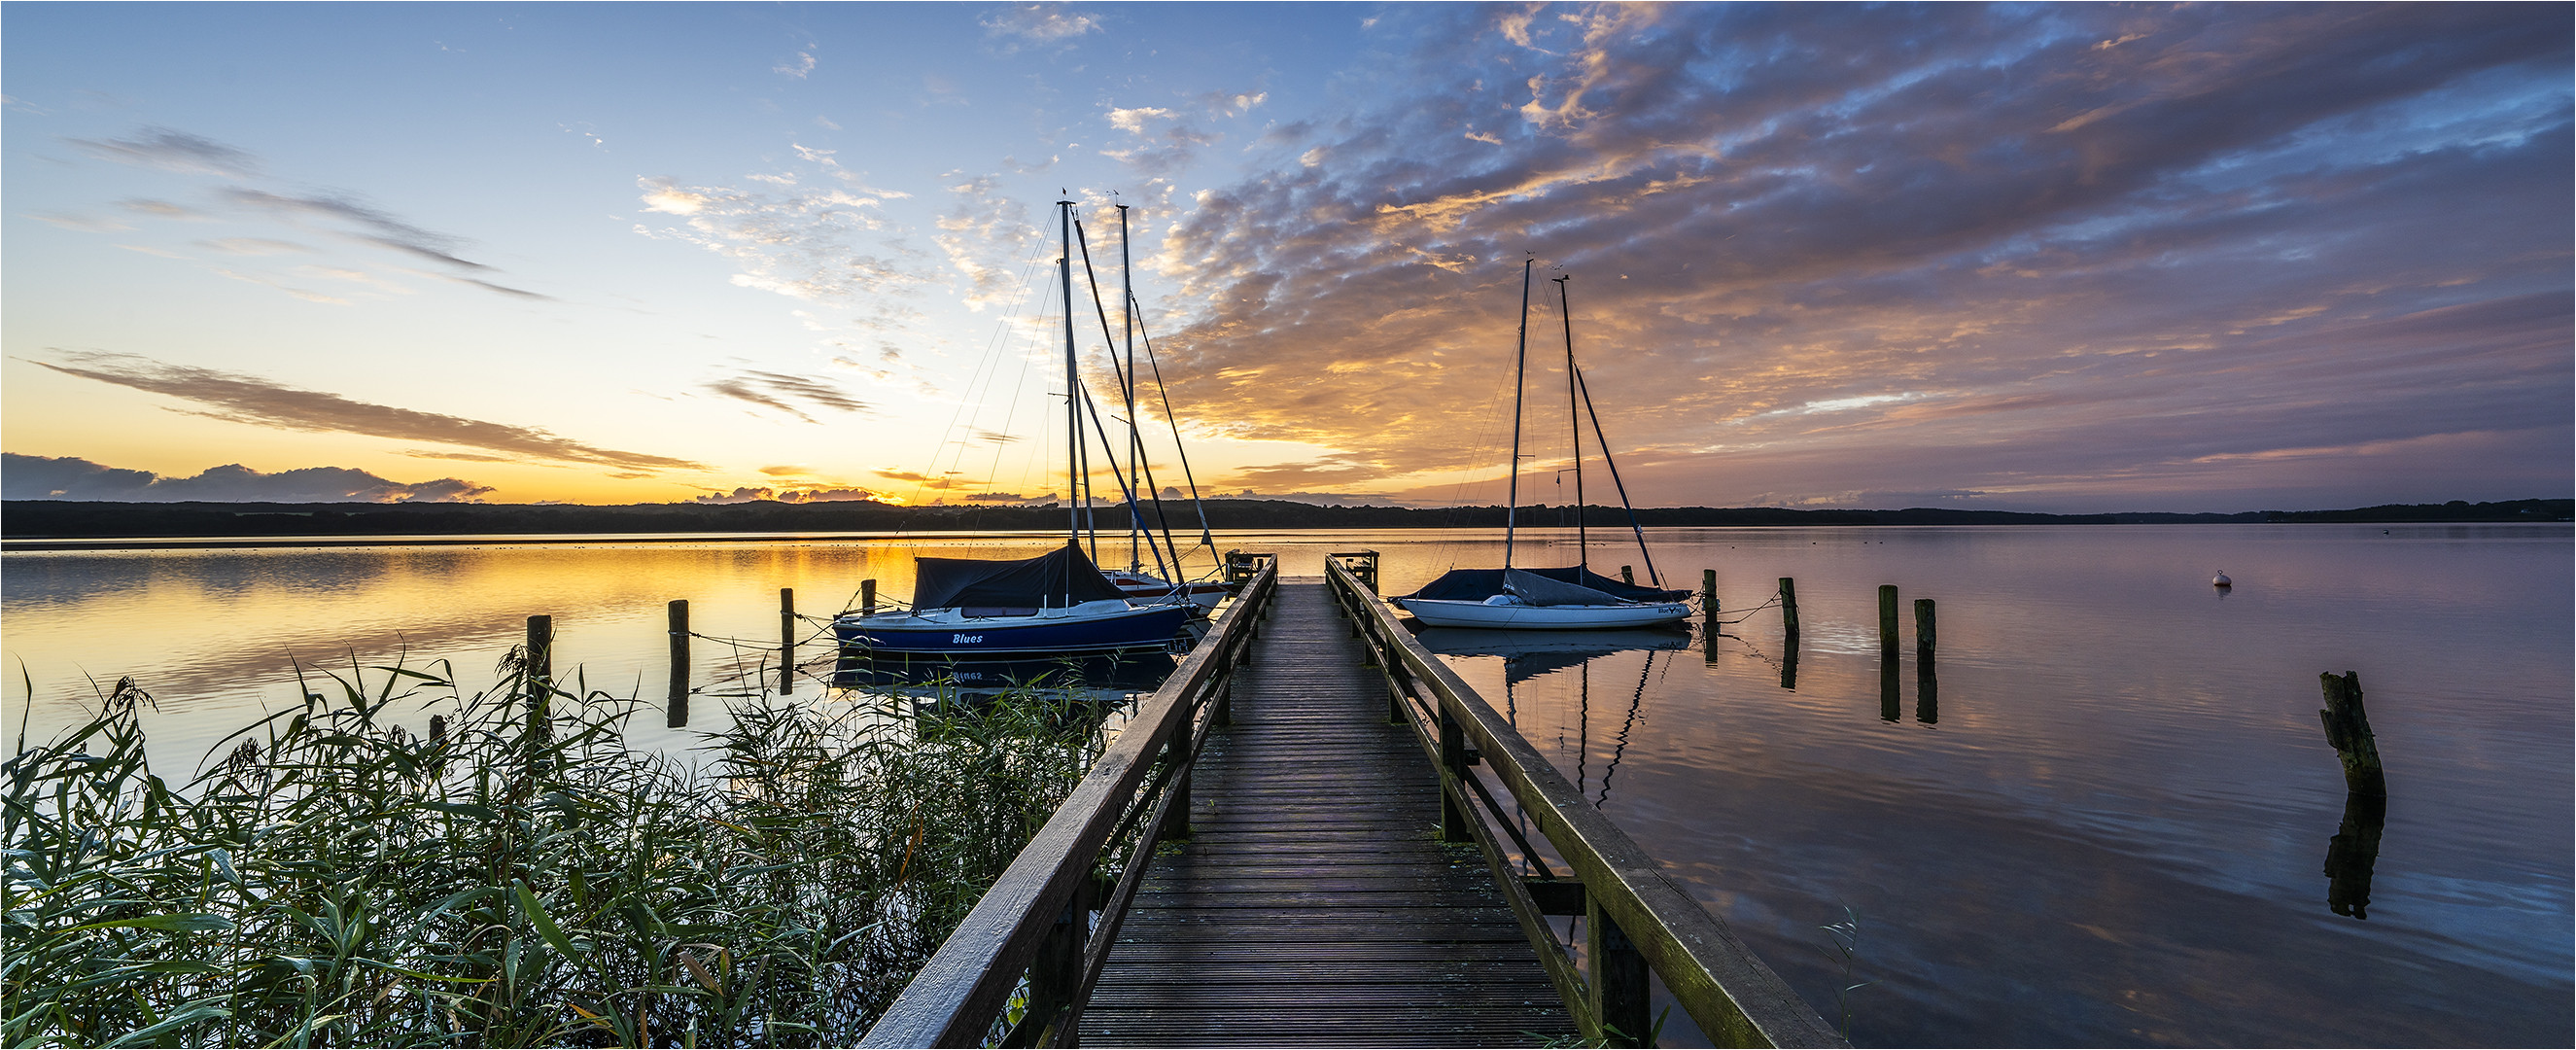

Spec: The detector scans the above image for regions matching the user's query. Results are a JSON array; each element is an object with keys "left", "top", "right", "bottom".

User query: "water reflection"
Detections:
[
  {"left": 2326, "top": 792, "right": 2389, "bottom": 920},
  {"left": 1415, "top": 626, "right": 1685, "bottom": 807},
  {"left": 828, "top": 649, "right": 1175, "bottom": 717}
]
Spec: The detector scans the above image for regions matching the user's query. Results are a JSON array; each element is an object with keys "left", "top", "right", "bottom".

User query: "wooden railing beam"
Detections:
[{"left": 858, "top": 562, "right": 1278, "bottom": 1049}]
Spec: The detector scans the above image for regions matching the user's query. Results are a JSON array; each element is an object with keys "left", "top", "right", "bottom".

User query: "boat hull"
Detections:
[
  {"left": 1104, "top": 570, "right": 1230, "bottom": 610},
  {"left": 1394, "top": 597, "right": 1693, "bottom": 630},
  {"left": 833, "top": 603, "right": 1195, "bottom": 658}
]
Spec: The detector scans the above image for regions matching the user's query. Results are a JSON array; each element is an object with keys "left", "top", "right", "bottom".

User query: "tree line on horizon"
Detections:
[{"left": 2, "top": 497, "right": 2566, "bottom": 540}]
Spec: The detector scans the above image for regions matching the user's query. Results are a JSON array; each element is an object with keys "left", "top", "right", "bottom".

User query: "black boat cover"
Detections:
[
  {"left": 1398, "top": 565, "right": 1692, "bottom": 604},
  {"left": 912, "top": 542, "right": 1128, "bottom": 610}
]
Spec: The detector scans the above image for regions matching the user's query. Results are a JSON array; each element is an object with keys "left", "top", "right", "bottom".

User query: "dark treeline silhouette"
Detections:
[{"left": 4, "top": 497, "right": 2566, "bottom": 542}]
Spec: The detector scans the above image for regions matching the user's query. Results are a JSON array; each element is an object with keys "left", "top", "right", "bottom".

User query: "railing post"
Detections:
[
  {"left": 1159, "top": 746, "right": 1192, "bottom": 843},
  {"left": 1586, "top": 894, "right": 1652, "bottom": 1047},
  {"left": 1017, "top": 874, "right": 1097, "bottom": 1046},
  {"left": 1439, "top": 704, "right": 1472, "bottom": 843}
]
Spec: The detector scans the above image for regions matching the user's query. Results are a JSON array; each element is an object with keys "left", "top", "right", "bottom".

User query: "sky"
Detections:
[{"left": 3, "top": 2, "right": 2568, "bottom": 514}]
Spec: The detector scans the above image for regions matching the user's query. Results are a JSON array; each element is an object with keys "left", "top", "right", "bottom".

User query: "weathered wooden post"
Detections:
[
  {"left": 1159, "top": 739, "right": 1193, "bottom": 843},
  {"left": 667, "top": 601, "right": 691, "bottom": 724},
  {"left": 1021, "top": 875, "right": 1097, "bottom": 1041},
  {"left": 1619, "top": 565, "right": 1635, "bottom": 584},
  {"left": 860, "top": 578, "right": 878, "bottom": 614},
  {"left": 1779, "top": 577, "right": 1800, "bottom": 644},
  {"left": 1915, "top": 598, "right": 1938, "bottom": 724},
  {"left": 1701, "top": 568, "right": 1717, "bottom": 604},
  {"left": 2317, "top": 671, "right": 2387, "bottom": 796},
  {"left": 778, "top": 587, "right": 796, "bottom": 695},
  {"left": 524, "top": 614, "right": 552, "bottom": 693},
  {"left": 524, "top": 614, "right": 554, "bottom": 759},
  {"left": 1878, "top": 585, "right": 1900, "bottom": 720},
  {"left": 1439, "top": 707, "right": 1472, "bottom": 842},
  {"left": 1586, "top": 896, "right": 1652, "bottom": 1047}
]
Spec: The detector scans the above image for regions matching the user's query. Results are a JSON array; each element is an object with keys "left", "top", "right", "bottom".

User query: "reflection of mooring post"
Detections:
[
  {"left": 2324, "top": 791, "right": 2387, "bottom": 919},
  {"left": 778, "top": 587, "right": 796, "bottom": 696},
  {"left": 667, "top": 600, "right": 690, "bottom": 729},
  {"left": 1915, "top": 598, "right": 1938, "bottom": 724},
  {"left": 2317, "top": 671, "right": 2387, "bottom": 796},
  {"left": 861, "top": 578, "right": 878, "bottom": 614}
]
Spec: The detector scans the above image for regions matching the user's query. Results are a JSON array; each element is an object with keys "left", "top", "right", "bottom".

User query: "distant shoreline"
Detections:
[{"left": 2, "top": 497, "right": 2563, "bottom": 550}]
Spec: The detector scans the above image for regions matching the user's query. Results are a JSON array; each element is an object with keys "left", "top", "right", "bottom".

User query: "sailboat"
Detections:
[
  {"left": 1079, "top": 203, "right": 1230, "bottom": 610},
  {"left": 832, "top": 199, "right": 1198, "bottom": 658},
  {"left": 1394, "top": 262, "right": 1695, "bottom": 630}
]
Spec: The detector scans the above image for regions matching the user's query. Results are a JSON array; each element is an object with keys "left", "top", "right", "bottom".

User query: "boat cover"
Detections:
[
  {"left": 1399, "top": 565, "right": 1692, "bottom": 604},
  {"left": 912, "top": 542, "right": 1128, "bottom": 610}
]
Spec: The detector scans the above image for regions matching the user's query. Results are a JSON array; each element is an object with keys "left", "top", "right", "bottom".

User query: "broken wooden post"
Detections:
[
  {"left": 1778, "top": 577, "right": 1799, "bottom": 643},
  {"left": 1878, "top": 584, "right": 1899, "bottom": 651},
  {"left": 2317, "top": 671, "right": 2386, "bottom": 796},
  {"left": 860, "top": 578, "right": 878, "bottom": 614}
]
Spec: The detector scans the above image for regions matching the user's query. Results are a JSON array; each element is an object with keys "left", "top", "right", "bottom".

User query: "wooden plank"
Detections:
[{"left": 1082, "top": 580, "right": 1575, "bottom": 1046}]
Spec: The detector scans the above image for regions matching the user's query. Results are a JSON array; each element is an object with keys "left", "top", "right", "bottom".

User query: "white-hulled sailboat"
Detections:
[{"left": 1395, "top": 262, "right": 1694, "bottom": 630}]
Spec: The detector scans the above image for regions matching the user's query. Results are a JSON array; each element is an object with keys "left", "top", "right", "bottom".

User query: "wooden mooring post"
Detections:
[
  {"left": 779, "top": 587, "right": 797, "bottom": 695},
  {"left": 667, "top": 600, "right": 689, "bottom": 728},
  {"left": 1877, "top": 586, "right": 1899, "bottom": 720},
  {"left": 2318, "top": 671, "right": 2386, "bottom": 796},
  {"left": 1915, "top": 598, "right": 1938, "bottom": 724},
  {"left": 1778, "top": 577, "right": 1799, "bottom": 690}
]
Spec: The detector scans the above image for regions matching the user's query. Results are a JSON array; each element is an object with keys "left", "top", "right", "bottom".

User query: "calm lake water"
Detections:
[{"left": 5, "top": 525, "right": 2569, "bottom": 1046}]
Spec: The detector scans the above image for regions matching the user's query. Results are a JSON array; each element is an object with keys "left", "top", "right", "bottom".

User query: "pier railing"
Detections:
[
  {"left": 856, "top": 556, "right": 1278, "bottom": 1049},
  {"left": 1326, "top": 556, "right": 1845, "bottom": 1048}
]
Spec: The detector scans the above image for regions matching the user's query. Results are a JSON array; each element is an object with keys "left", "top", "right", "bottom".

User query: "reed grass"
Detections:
[{"left": 4, "top": 653, "right": 1101, "bottom": 1047}]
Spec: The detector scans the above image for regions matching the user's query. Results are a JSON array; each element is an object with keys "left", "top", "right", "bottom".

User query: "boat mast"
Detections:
[
  {"left": 1118, "top": 203, "right": 1143, "bottom": 572},
  {"left": 1060, "top": 198, "right": 1081, "bottom": 558},
  {"left": 1555, "top": 274, "right": 1585, "bottom": 573},
  {"left": 1505, "top": 257, "right": 1533, "bottom": 572}
]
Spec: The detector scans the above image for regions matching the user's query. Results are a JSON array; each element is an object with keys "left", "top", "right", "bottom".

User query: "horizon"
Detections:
[{"left": 5, "top": 5, "right": 2570, "bottom": 515}]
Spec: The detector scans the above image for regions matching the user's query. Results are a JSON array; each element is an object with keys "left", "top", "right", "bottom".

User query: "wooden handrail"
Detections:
[
  {"left": 1327, "top": 557, "right": 1845, "bottom": 1048},
  {"left": 858, "top": 559, "right": 1279, "bottom": 1048}
]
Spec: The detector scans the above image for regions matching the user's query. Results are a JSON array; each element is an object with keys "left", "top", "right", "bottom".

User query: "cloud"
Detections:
[
  {"left": 690, "top": 484, "right": 889, "bottom": 505},
  {"left": 33, "top": 352, "right": 707, "bottom": 471},
  {"left": 65, "top": 127, "right": 260, "bottom": 177},
  {"left": 1140, "top": 4, "right": 2574, "bottom": 511},
  {"left": 775, "top": 51, "right": 817, "bottom": 79},
  {"left": 981, "top": 3, "right": 1101, "bottom": 44},
  {"left": 221, "top": 188, "right": 494, "bottom": 271},
  {"left": 2, "top": 453, "right": 492, "bottom": 503},
  {"left": 633, "top": 172, "right": 927, "bottom": 303},
  {"left": 200, "top": 237, "right": 309, "bottom": 256},
  {"left": 703, "top": 368, "right": 871, "bottom": 423}
]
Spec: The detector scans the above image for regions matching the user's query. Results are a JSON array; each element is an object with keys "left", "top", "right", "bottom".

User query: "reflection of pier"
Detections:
[{"left": 1416, "top": 626, "right": 1684, "bottom": 809}]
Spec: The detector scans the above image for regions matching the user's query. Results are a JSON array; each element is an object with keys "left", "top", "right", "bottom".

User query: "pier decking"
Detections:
[
  {"left": 857, "top": 556, "right": 1839, "bottom": 1049},
  {"left": 1080, "top": 580, "right": 1574, "bottom": 1045}
]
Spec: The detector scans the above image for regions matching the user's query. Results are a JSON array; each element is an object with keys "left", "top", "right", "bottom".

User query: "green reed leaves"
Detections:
[{"left": 4, "top": 660, "right": 1098, "bottom": 1047}]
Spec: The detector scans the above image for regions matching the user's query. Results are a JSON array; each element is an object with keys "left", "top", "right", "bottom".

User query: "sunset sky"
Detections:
[{"left": 4, "top": 3, "right": 2568, "bottom": 513}]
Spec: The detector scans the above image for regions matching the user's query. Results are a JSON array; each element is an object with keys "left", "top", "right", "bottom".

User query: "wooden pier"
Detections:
[
  {"left": 859, "top": 556, "right": 1840, "bottom": 1049},
  {"left": 1080, "top": 579, "right": 1571, "bottom": 1045}
]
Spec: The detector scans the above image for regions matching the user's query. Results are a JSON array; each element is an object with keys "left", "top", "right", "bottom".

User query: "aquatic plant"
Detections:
[{"left": 3, "top": 657, "right": 1098, "bottom": 1047}]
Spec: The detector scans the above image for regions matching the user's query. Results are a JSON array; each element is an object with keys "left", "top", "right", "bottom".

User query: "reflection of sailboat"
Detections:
[
  {"left": 832, "top": 199, "right": 1195, "bottom": 658},
  {"left": 831, "top": 649, "right": 1176, "bottom": 708},
  {"left": 1418, "top": 627, "right": 1670, "bottom": 807},
  {"left": 1396, "top": 262, "right": 1692, "bottom": 629}
]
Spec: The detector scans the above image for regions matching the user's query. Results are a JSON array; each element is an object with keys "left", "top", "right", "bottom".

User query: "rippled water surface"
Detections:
[{"left": 6, "top": 524, "right": 2568, "bottom": 1045}]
